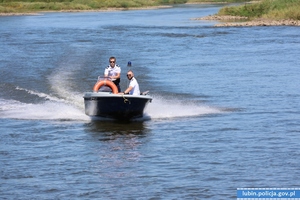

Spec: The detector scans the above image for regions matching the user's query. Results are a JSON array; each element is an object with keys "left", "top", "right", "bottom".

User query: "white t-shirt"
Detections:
[
  {"left": 104, "top": 65, "right": 121, "bottom": 81},
  {"left": 129, "top": 77, "right": 140, "bottom": 95}
]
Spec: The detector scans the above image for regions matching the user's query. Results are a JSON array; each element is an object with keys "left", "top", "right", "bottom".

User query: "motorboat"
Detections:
[{"left": 83, "top": 78, "right": 152, "bottom": 120}]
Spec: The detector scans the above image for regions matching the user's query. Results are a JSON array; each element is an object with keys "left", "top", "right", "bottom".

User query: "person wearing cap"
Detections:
[
  {"left": 104, "top": 56, "right": 121, "bottom": 92},
  {"left": 120, "top": 70, "right": 140, "bottom": 95}
]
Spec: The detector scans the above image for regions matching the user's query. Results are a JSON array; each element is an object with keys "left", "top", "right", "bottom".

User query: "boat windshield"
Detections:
[
  {"left": 98, "top": 76, "right": 112, "bottom": 81},
  {"left": 97, "top": 76, "right": 114, "bottom": 92}
]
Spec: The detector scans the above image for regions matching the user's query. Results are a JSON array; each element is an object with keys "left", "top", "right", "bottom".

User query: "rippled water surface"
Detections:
[{"left": 1, "top": 4, "right": 300, "bottom": 199}]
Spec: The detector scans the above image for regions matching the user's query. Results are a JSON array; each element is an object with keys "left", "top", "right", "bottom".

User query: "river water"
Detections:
[{"left": 1, "top": 4, "right": 300, "bottom": 199}]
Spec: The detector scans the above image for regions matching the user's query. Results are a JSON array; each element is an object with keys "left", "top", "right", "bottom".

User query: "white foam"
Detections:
[
  {"left": 0, "top": 98, "right": 89, "bottom": 121},
  {"left": 144, "top": 95, "right": 222, "bottom": 119},
  {"left": 1, "top": 62, "right": 89, "bottom": 121},
  {"left": 48, "top": 66, "right": 84, "bottom": 109},
  {"left": 16, "top": 86, "right": 64, "bottom": 102}
]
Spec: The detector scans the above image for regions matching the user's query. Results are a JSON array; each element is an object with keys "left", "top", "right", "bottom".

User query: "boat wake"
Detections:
[
  {"left": 0, "top": 87, "right": 222, "bottom": 121},
  {"left": 0, "top": 55, "right": 225, "bottom": 121},
  {"left": 144, "top": 95, "right": 222, "bottom": 120},
  {"left": 0, "top": 86, "right": 89, "bottom": 121},
  {"left": 0, "top": 98, "right": 89, "bottom": 121}
]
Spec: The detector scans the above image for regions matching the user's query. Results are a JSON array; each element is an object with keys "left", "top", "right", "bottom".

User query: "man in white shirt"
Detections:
[
  {"left": 104, "top": 56, "right": 121, "bottom": 92},
  {"left": 121, "top": 70, "right": 140, "bottom": 95}
]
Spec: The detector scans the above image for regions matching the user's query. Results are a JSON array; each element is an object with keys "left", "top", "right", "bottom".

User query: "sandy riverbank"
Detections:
[{"left": 195, "top": 15, "right": 300, "bottom": 26}]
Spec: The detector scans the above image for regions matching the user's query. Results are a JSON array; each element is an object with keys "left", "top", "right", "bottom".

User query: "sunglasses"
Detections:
[{"left": 110, "top": 61, "right": 115, "bottom": 63}]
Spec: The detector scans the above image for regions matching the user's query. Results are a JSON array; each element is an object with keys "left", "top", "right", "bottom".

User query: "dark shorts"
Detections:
[{"left": 113, "top": 79, "right": 121, "bottom": 92}]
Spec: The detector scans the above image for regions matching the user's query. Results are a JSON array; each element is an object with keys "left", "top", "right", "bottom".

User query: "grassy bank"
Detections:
[
  {"left": 1, "top": 0, "right": 299, "bottom": 22},
  {"left": 218, "top": 0, "right": 300, "bottom": 20},
  {"left": 0, "top": 0, "right": 245, "bottom": 13},
  {"left": 3, "top": 0, "right": 165, "bottom": 13}
]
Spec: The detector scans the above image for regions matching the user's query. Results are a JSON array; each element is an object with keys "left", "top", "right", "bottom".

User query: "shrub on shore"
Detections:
[{"left": 218, "top": 0, "right": 300, "bottom": 20}]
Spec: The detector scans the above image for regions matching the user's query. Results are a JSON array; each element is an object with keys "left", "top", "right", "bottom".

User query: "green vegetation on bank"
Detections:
[
  {"left": 0, "top": 0, "right": 245, "bottom": 13},
  {"left": 218, "top": 0, "right": 300, "bottom": 20},
  {"left": 1, "top": 0, "right": 158, "bottom": 13},
  {"left": 187, "top": 0, "right": 246, "bottom": 2}
]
